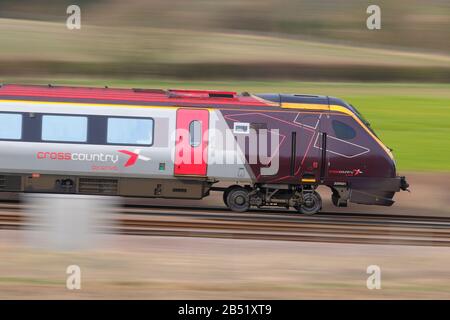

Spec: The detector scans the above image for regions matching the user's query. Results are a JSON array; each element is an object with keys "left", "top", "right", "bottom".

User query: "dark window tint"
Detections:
[
  {"left": 332, "top": 120, "right": 356, "bottom": 140},
  {"left": 0, "top": 113, "right": 22, "bottom": 140},
  {"left": 42, "top": 115, "right": 87, "bottom": 142}
]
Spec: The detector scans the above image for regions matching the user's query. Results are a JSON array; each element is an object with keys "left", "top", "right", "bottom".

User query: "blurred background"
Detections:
[
  {"left": 0, "top": 0, "right": 449, "bottom": 172},
  {"left": 0, "top": 0, "right": 449, "bottom": 299},
  {"left": 0, "top": 0, "right": 449, "bottom": 81}
]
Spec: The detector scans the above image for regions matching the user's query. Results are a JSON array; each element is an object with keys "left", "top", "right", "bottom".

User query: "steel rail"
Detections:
[{"left": 0, "top": 203, "right": 449, "bottom": 247}]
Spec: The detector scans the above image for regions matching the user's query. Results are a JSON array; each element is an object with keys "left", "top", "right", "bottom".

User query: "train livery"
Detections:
[{"left": 0, "top": 84, "right": 409, "bottom": 214}]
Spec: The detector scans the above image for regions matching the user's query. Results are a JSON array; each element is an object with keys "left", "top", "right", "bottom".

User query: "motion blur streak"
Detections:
[
  {"left": 23, "top": 194, "right": 118, "bottom": 251},
  {"left": 0, "top": 0, "right": 449, "bottom": 81}
]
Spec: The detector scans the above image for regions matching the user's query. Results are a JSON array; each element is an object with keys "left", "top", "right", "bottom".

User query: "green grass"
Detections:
[
  {"left": 343, "top": 95, "right": 450, "bottom": 172},
  {"left": 5, "top": 78, "right": 450, "bottom": 172}
]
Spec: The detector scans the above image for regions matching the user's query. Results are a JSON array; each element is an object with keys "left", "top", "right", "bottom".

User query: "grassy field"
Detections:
[
  {"left": 5, "top": 79, "right": 450, "bottom": 172},
  {"left": 2, "top": 18, "right": 449, "bottom": 67},
  {"left": 1, "top": 18, "right": 449, "bottom": 81}
]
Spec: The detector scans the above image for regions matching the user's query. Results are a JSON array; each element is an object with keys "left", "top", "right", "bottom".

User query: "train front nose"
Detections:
[
  {"left": 347, "top": 157, "right": 409, "bottom": 207},
  {"left": 390, "top": 153, "right": 409, "bottom": 191}
]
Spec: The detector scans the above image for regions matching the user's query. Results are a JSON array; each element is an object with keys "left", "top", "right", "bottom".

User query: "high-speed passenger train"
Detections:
[{"left": 0, "top": 84, "right": 408, "bottom": 214}]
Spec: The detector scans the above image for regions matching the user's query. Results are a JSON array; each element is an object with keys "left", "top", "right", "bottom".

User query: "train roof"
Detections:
[{"left": 0, "top": 84, "right": 347, "bottom": 110}]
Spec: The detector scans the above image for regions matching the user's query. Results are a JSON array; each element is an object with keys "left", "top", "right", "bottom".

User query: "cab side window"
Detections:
[{"left": 332, "top": 120, "right": 356, "bottom": 140}]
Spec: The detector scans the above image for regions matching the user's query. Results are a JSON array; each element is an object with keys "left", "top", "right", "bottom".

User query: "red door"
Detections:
[{"left": 174, "top": 108, "right": 209, "bottom": 176}]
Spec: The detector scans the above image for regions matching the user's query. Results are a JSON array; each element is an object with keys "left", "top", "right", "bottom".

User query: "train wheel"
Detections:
[
  {"left": 223, "top": 189, "right": 230, "bottom": 207},
  {"left": 226, "top": 187, "right": 250, "bottom": 212},
  {"left": 295, "top": 191, "right": 322, "bottom": 215}
]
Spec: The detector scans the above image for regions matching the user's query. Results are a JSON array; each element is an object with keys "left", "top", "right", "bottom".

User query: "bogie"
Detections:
[
  {"left": 294, "top": 191, "right": 322, "bottom": 215},
  {"left": 223, "top": 184, "right": 323, "bottom": 214}
]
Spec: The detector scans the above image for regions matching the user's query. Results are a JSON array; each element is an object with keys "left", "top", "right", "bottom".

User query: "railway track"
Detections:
[{"left": 0, "top": 202, "right": 449, "bottom": 247}]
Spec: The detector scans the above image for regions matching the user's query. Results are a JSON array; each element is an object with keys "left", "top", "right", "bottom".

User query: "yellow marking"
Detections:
[
  {"left": 0, "top": 100, "right": 244, "bottom": 114},
  {"left": 301, "top": 178, "right": 316, "bottom": 183},
  {"left": 282, "top": 103, "right": 329, "bottom": 111},
  {"left": 0, "top": 99, "right": 322, "bottom": 114},
  {"left": 0, "top": 99, "right": 174, "bottom": 110},
  {"left": 251, "top": 94, "right": 280, "bottom": 107}
]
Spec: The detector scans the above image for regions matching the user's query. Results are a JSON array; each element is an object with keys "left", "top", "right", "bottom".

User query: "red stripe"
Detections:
[{"left": 0, "top": 85, "right": 270, "bottom": 106}]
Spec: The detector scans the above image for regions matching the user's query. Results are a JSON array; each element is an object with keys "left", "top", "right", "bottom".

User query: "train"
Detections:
[{"left": 0, "top": 84, "right": 409, "bottom": 214}]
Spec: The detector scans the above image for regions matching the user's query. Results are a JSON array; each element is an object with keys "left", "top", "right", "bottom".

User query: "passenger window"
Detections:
[
  {"left": 42, "top": 115, "right": 87, "bottom": 142},
  {"left": 0, "top": 113, "right": 22, "bottom": 140},
  {"left": 107, "top": 117, "right": 153, "bottom": 145},
  {"left": 189, "top": 120, "right": 201, "bottom": 147},
  {"left": 332, "top": 120, "right": 356, "bottom": 140}
]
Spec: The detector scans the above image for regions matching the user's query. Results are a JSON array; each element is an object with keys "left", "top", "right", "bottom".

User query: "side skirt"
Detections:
[{"left": 0, "top": 173, "right": 213, "bottom": 200}]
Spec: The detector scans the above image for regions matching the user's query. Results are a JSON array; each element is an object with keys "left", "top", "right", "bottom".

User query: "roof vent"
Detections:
[
  {"left": 294, "top": 94, "right": 319, "bottom": 98},
  {"left": 168, "top": 89, "right": 237, "bottom": 99},
  {"left": 208, "top": 93, "right": 235, "bottom": 98},
  {"left": 133, "top": 88, "right": 167, "bottom": 94}
]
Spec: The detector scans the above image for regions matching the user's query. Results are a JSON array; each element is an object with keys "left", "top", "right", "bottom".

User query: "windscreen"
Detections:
[{"left": 348, "top": 104, "right": 379, "bottom": 138}]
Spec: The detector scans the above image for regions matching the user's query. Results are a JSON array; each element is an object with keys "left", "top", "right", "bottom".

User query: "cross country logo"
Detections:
[
  {"left": 118, "top": 149, "right": 151, "bottom": 167},
  {"left": 328, "top": 168, "right": 364, "bottom": 176}
]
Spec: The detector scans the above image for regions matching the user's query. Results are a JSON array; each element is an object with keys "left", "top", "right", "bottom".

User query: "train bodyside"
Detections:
[
  {"left": 0, "top": 100, "right": 254, "bottom": 199},
  {"left": 0, "top": 85, "right": 408, "bottom": 214}
]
